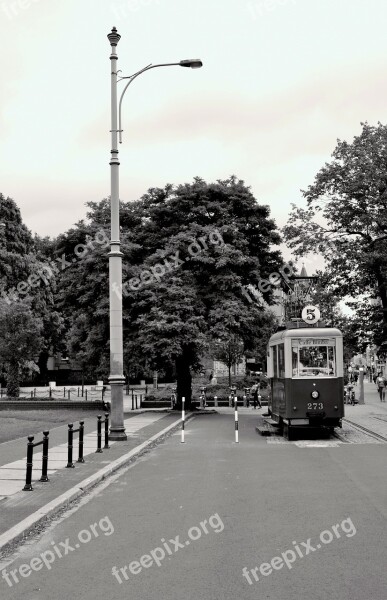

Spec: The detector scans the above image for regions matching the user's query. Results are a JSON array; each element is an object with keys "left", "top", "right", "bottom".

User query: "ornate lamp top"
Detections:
[{"left": 108, "top": 27, "right": 121, "bottom": 47}]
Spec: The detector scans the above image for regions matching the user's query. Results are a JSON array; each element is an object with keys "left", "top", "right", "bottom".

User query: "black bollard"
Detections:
[
  {"left": 85, "top": 390, "right": 88, "bottom": 401},
  {"left": 23, "top": 436, "right": 35, "bottom": 491},
  {"left": 96, "top": 415, "right": 103, "bottom": 453},
  {"left": 40, "top": 431, "right": 50, "bottom": 482},
  {"left": 77, "top": 387, "right": 80, "bottom": 397},
  {"left": 104, "top": 413, "right": 110, "bottom": 449},
  {"left": 66, "top": 424, "right": 75, "bottom": 468},
  {"left": 77, "top": 421, "right": 85, "bottom": 463},
  {"left": 64, "top": 387, "right": 66, "bottom": 397},
  {"left": 68, "top": 390, "right": 70, "bottom": 400},
  {"left": 31, "top": 391, "right": 33, "bottom": 398},
  {"left": 34, "top": 388, "right": 36, "bottom": 398}
]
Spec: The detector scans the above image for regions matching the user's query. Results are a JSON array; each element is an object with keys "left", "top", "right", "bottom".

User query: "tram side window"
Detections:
[
  {"left": 278, "top": 344, "right": 285, "bottom": 378},
  {"left": 273, "top": 346, "right": 278, "bottom": 379}
]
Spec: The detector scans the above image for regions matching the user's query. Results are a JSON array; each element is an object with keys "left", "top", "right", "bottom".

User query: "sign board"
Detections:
[{"left": 301, "top": 305, "right": 320, "bottom": 325}]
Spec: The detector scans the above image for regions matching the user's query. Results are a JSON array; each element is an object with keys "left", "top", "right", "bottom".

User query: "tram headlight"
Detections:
[{"left": 311, "top": 390, "right": 320, "bottom": 399}]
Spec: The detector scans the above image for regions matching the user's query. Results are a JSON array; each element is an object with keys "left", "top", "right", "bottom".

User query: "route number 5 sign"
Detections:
[{"left": 301, "top": 305, "right": 320, "bottom": 324}]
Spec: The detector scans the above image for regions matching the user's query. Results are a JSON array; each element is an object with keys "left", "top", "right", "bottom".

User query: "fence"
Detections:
[{"left": 23, "top": 414, "right": 111, "bottom": 491}]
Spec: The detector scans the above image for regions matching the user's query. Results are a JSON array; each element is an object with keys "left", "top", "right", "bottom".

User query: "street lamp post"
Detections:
[{"left": 106, "top": 27, "right": 202, "bottom": 440}]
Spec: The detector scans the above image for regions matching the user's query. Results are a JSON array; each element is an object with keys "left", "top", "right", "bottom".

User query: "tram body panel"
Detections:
[{"left": 268, "top": 328, "right": 344, "bottom": 430}]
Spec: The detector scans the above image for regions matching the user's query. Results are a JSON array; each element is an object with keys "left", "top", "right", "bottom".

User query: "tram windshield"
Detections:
[{"left": 292, "top": 338, "right": 336, "bottom": 377}]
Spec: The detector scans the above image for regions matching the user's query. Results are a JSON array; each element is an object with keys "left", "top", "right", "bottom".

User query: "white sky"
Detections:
[{"left": 1, "top": 0, "right": 387, "bottom": 272}]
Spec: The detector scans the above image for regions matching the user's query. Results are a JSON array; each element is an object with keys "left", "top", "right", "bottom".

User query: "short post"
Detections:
[
  {"left": 77, "top": 421, "right": 85, "bottom": 463},
  {"left": 235, "top": 396, "right": 239, "bottom": 443},
  {"left": 78, "top": 387, "right": 80, "bottom": 397},
  {"left": 96, "top": 415, "right": 103, "bottom": 453},
  {"left": 228, "top": 394, "right": 232, "bottom": 407},
  {"left": 214, "top": 395, "right": 218, "bottom": 407},
  {"left": 85, "top": 390, "right": 88, "bottom": 401},
  {"left": 31, "top": 390, "right": 33, "bottom": 399},
  {"left": 23, "top": 436, "right": 35, "bottom": 491},
  {"left": 104, "top": 413, "right": 110, "bottom": 449},
  {"left": 64, "top": 387, "right": 66, "bottom": 397},
  {"left": 135, "top": 395, "right": 138, "bottom": 409},
  {"left": 49, "top": 387, "right": 52, "bottom": 398},
  {"left": 68, "top": 390, "right": 70, "bottom": 400},
  {"left": 358, "top": 367, "right": 365, "bottom": 404},
  {"left": 34, "top": 388, "right": 36, "bottom": 398},
  {"left": 66, "top": 424, "right": 75, "bottom": 468},
  {"left": 40, "top": 431, "right": 50, "bottom": 482},
  {"left": 243, "top": 395, "right": 247, "bottom": 407},
  {"left": 181, "top": 396, "right": 185, "bottom": 443},
  {"left": 131, "top": 390, "right": 134, "bottom": 410}
]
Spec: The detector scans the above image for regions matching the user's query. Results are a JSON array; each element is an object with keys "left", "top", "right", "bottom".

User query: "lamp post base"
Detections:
[
  {"left": 109, "top": 428, "right": 128, "bottom": 441},
  {"left": 109, "top": 378, "right": 127, "bottom": 441}
]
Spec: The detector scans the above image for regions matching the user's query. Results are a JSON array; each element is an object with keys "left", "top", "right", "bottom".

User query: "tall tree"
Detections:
[
  {"left": 121, "top": 176, "right": 282, "bottom": 408},
  {"left": 283, "top": 122, "right": 387, "bottom": 347},
  {"left": 0, "top": 299, "right": 43, "bottom": 396}
]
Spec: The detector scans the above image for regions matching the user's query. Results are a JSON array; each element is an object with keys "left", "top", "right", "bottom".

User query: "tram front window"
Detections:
[{"left": 292, "top": 339, "right": 336, "bottom": 377}]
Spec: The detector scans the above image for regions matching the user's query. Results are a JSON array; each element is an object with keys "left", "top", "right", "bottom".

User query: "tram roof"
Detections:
[{"left": 269, "top": 327, "right": 342, "bottom": 344}]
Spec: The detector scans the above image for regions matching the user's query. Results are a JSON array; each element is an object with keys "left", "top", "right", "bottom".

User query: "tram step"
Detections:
[
  {"left": 256, "top": 423, "right": 278, "bottom": 436},
  {"left": 264, "top": 418, "right": 281, "bottom": 427}
]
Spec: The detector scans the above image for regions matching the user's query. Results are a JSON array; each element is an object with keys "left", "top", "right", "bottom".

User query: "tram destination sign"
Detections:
[{"left": 294, "top": 338, "right": 335, "bottom": 346}]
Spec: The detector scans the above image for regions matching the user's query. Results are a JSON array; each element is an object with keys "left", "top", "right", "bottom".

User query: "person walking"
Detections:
[
  {"left": 251, "top": 382, "right": 261, "bottom": 409},
  {"left": 376, "top": 373, "right": 386, "bottom": 402}
]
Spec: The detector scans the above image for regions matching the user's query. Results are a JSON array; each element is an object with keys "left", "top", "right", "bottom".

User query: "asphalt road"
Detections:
[{"left": 1, "top": 411, "right": 387, "bottom": 600}]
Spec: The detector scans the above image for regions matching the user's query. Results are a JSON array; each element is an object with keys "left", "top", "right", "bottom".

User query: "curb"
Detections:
[{"left": 0, "top": 414, "right": 195, "bottom": 554}]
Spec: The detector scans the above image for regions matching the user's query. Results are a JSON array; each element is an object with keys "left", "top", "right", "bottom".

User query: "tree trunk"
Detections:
[
  {"left": 7, "top": 360, "right": 19, "bottom": 398},
  {"left": 374, "top": 264, "right": 387, "bottom": 342},
  {"left": 38, "top": 351, "right": 49, "bottom": 385},
  {"left": 175, "top": 349, "right": 192, "bottom": 411}
]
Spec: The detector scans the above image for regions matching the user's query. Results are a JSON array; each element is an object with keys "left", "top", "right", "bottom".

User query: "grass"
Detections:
[{"left": 0, "top": 409, "right": 104, "bottom": 443}]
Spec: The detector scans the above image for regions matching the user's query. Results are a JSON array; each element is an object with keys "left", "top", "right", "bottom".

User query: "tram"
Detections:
[{"left": 267, "top": 326, "right": 344, "bottom": 440}]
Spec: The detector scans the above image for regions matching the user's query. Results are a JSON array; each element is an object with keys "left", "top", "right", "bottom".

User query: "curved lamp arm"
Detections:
[{"left": 118, "top": 59, "right": 202, "bottom": 144}]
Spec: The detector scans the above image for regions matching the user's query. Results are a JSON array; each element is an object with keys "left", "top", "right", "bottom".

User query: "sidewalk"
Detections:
[
  {"left": 344, "top": 380, "right": 387, "bottom": 438},
  {"left": 0, "top": 411, "right": 186, "bottom": 554}
]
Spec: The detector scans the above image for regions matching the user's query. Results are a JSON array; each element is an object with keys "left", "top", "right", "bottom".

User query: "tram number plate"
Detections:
[{"left": 307, "top": 402, "right": 324, "bottom": 410}]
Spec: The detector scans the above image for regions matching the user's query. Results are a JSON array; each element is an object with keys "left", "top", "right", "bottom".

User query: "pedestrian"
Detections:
[
  {"left": 251, "top": 383, "right": 261, "bottom": 409},
  {"left": 376, "top": 373, "right": 386, "bottom": 402}
]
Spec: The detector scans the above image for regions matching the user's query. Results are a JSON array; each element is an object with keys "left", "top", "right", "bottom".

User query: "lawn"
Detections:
[{"left": 0, "top": 409, "right": 104, "bottom": 443}]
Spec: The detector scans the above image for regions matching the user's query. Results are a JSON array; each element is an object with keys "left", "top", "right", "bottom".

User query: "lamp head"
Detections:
[
  {"left": 108, "top": 27, "right": 121, "bottom": 47},
  {"left": 179, "top": 59, "right": 203, "bottom": 69}
]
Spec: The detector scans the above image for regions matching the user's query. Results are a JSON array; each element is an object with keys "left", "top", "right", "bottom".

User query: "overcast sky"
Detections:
[{"left": 1, "top": 0, "right": 387, "bottom": 272}]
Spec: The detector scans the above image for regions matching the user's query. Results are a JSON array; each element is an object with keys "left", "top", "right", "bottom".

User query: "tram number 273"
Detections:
[{"left": 267, "top": 327, "right": 344, "bottom": 440}]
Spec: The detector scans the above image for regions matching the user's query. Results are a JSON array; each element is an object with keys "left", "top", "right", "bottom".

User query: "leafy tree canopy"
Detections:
[{"left": 283, "top": 122, "right": 387, "bottom": 346}]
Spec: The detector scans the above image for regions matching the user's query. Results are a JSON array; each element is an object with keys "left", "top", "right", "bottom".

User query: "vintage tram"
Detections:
[{"left": 267, "top": 326, "right": 344, "bottom": 440}]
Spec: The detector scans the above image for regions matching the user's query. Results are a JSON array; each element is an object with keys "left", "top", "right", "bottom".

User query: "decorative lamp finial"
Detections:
[{"left": 107, "top": 27, "right": 121, "bottom": 47}]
